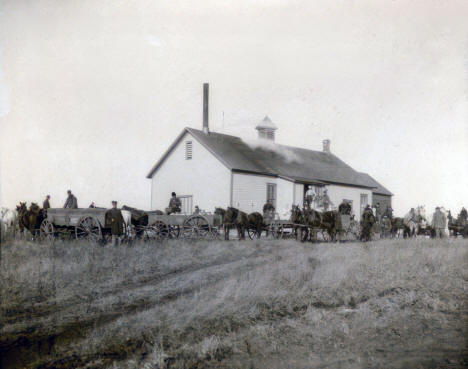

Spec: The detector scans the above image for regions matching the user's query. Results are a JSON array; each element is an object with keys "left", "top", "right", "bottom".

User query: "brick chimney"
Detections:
[
  {"left": 322, "top": 139, "right": 331, "bottom": 153},
  {"left": 203, "top": 83, "right": 209, "bottom": 134}
]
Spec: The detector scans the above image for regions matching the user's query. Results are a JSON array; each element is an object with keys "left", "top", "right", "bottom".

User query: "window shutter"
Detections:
[{"left": 185, "top": 141, "right": 192, "bottom": 160}]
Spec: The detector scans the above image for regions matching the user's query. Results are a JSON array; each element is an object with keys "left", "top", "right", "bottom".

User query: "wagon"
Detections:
[
  {"left": 448, "top": 218, "right": 468, "bottom": 238},
  {"left": 144, "top": 212, "right": 223, "bottom": 241},
  {"left": 39, "top": 208, "right": 131, "bottom": 242}
]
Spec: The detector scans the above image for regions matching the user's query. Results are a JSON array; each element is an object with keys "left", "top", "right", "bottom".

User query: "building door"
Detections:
[
  {"left": 179, "top": 195, "right": 193, "bottom": 214},
  {"left": 360, "top": 194, "right": 368, "bottom": 217},
  {"left": 266, "top": 183, "right": 277, "bottom": 209}
]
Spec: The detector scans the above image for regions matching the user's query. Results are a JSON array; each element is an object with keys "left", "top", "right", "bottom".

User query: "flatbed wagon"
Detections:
[
  {"left": 39, "top": 208, "right": 132, "bottom": 242},
  {"left": 143, "top": 211, "right": 223, "bottom": 240}
]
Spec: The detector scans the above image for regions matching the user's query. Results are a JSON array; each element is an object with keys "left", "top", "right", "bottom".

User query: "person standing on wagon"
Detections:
[
  {"left": 43, "top": 195, "right": 51, "bottom": 210},
  {"left": 63, "top": 190, "right": 78, "bottom": 209}
]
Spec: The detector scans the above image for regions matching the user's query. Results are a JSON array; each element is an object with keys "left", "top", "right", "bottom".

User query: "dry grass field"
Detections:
[{"left": 1, "top": 237, "right": 467, "bottom": 369}]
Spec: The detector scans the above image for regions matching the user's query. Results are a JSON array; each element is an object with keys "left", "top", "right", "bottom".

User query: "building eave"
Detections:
[
  {"left": 146, "top": 129, "right": 189, "bottom": 179},
  {"left": 146, "top": 127, "right": 235, "bottom": 179}
]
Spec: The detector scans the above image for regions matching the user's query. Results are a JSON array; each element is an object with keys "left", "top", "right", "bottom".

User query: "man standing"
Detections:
[
  {"left": 106, "top": 201, "right": 124, "bottom": 246},
  {"left": 166, "top": 192, "right": 181, "bottom": 215},
  {"left": 43, "top": 195, "right": 51, "bottom": 209},
  {"left": 460, "top": 207, "right": 467, "bottom": 222},
  {"left": 63, "top": 190, "right": 78, "bottom": 209},
  {"left": 374, "top": 203, "right": 382, "bottom": 223},
  {"left": 304, "top": 186, "right": 315, "bottom": 209},
  {"left": 385, "top": 206, "right": 393, "bottom": 220},
  {"left": 322, "top": 189, "right": 333, "bottom": 211},
  {"left": 431, "top": 207, "right": 447, "bottom": 238},
  {"left": 360, "top": 205, "right": 376, "bottom": 242}
]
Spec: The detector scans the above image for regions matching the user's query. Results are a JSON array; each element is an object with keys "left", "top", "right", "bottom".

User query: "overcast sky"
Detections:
[{"left": 1, "top": 0, "right": 467, "bottom": 216}]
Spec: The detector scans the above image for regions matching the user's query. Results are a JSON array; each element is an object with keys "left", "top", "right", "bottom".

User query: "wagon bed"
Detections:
[{"left": 145, "top": 212, "right": 223, "bottom": 240}]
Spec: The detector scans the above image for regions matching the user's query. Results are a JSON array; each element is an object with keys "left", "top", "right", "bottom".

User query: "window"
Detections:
[
  {"left": 185, "top": 141, "right": 192, "bottom": 160},
  {"left": 179, "top": 195, "right": 193, "bottom": 214},
  {"left": 266, "top": 183, "right": 277, "bottom": 209},
  {"left": 360, "top": 194, "right": 368, "bottom": 216}
]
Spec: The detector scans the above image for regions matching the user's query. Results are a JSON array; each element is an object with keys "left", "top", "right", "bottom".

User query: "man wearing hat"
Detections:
[
  {"left": 106, "top": 201, "right": 125, "bottom": 246},
  {"left": 43, "top": 195, "right": 51, "bottom": 210},
  {"left": 63, "top": 190, "right": 78, "bottom": 209},
  {"left": 166, "top": 192, "right": 182, "bottom": 215},
  {"left": 360, "top": 204, "right": 376, "bottom": 242},
  {"left": 431, "top": 206, "right": 446, "bottom": 238}
]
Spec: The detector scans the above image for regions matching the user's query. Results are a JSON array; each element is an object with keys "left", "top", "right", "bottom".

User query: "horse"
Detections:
[
  {"left": 122, "top": 205, "right": 149, "bottom": 238},
  {"left": 18, "top": 203, "right": 46, "bottom": 239},
  {"left": 1, "top": 207, "right": 17, "bottom": 239},
  {"left": 16, "top": 202, "right": 28, "bottom": 237},
  {"left": 390, "top": 217, "right": 412, "bottom": 238},
  {"left": 290, "top": 205, "right": 323, "bottom": 242},
  {"left": 247, "top": 212, "right": 263, "bottom": 239},
  {"left": 214, "top": 207, "right": 249, "bottom": 240},
  {"left": 320, "top": 210, "right": 338, "bottom": 242}
]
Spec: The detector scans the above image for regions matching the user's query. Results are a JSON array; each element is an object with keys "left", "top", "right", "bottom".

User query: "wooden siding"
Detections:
[{"left": 151, "top": 132, "right": 231, "bottom": 213}]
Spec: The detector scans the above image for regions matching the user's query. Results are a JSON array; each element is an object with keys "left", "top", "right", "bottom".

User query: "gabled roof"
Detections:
[
  {"left": 357, "top": 172, "right": 393, "bottom": 196},
  {"left": 147, "top": 127, "right": 379, "bottom": 191}
]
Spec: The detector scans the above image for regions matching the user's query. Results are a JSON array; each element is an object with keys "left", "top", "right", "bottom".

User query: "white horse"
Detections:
[{"left": 1, "top": 207, "right": 17, "bottom": 239}]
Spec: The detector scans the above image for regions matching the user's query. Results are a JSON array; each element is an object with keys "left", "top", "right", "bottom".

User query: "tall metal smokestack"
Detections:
[
  {"left": 322, "top": 139, "right": 331, "bottom": 154},
  {"left": 203, "top": 83, "right": 209, "bottom": 134}
]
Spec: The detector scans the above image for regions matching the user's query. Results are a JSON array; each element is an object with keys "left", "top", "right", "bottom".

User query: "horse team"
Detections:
[{"left": 2, "top": 201, "right": 467, "bottom": 243}]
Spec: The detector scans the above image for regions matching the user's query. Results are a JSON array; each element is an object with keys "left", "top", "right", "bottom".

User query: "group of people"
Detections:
[
  {"left": 42, "top": 190, "right": 90, "bottom": 210},
  {"left": 40, "top": 190, "right": 125, "bottom": 245},
  {"left": 304, "top": 185, "right": 333, "bottom": 211}
]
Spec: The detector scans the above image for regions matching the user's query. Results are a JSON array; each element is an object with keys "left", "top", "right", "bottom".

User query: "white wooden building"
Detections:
[{"left": 146, "top": 116, "right": 392, "bottom": 217}]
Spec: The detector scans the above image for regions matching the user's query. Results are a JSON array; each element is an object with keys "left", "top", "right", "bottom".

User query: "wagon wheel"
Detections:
[
  {"left": 270, "top": 223, "right": 284, "bottom": 239},
  {"left": 318, "top": 229, "right": 332, "bottom": 242},
  {"left": 209, "top": 227, "right": 221, "bottom": 240},
  {"left": 169, "top": 225, "right": 180, "bottom": 239},
  {"left": 182, "top": 215, "right": 211, "bottom": 239},
  {"left": 75, "top": 216, "right": 102, "bottom": 242},
  {"left": 146, "top": 221, "right": 169, "bottom": 241},
  {"left": 40, "top": 219, "right": 55, "bottom": 242},
  {"left": 247, "top": 227, "right": 259, "bottom": 240}
]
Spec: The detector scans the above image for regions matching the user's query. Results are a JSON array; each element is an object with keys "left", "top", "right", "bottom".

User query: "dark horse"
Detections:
[
  {"left": 122, "top": 205, "right": 149, "bottom": 238},
  {"left": 291, "top": 205, "right": 338, "bottom": 242},
  {"left": 319, "top": 210, "right": 339, "bottom": 242},
  {"left": 247, "top": 212, "right": 264, "bottom": 239},
  {"left": 17, "top": 202, "right": 45, "bottom": 239},
  {"left": 214, "top": 207, "right": 249, "bottom": 240},
  {"left": 391, "top": 217, "right": 411, "bottom": 238},
  {"left": 291, "top": 205, "right": 321, "bottom": 241}
]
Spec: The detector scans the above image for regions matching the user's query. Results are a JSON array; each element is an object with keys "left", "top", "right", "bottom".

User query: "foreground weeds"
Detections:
[{"left": 1, "top": 238, "right": 467, "bottom": 368}]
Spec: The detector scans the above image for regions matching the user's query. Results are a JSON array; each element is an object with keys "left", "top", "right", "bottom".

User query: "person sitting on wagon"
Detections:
[
  {"left": 89, "top": 202, "right": 96, "bottom": 208},
  {"left": 105, "top": 200, "right": 124, "bottom": 246},
  {"left": 166, "top": 192, "right": 181, "bottom": 215},
  {"left": 63, "top": 190, "right": 78, "bottom": 209},
  {"left": 43, "top": 195, "right": 51, "bottom": 210}
]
